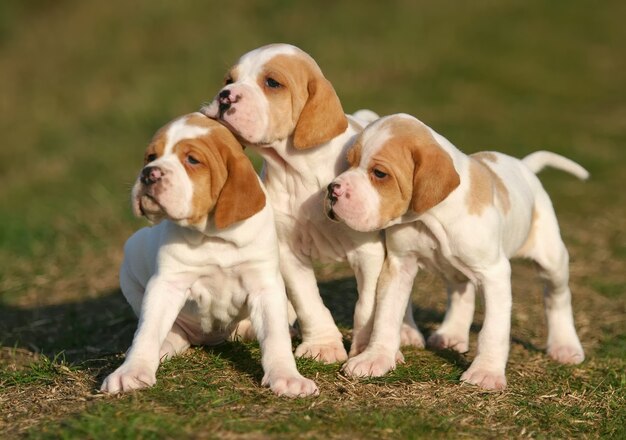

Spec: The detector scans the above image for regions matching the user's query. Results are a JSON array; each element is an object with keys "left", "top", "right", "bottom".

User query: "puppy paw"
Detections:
[
  {"left": 342, "top": 350, "right": 397, "bottom": 378},
  {"left": 229, "top": 319, "right": 257, "bottom": 342},
  {"left": 295, "top": 340, "right": 348, "bottom": 364},
  {"left": 263, "top": 371, "right": 319, "bottom": 398},
  {"left": 460, "top": 364, "right": 506, "bottom": 390},
  {"left": 427, "top": 331, "right": 469, "bottom": 353},
  {"left": 548, "top": 344, "right": 585, "bottom": 365},
  {"left": 400, "top": 323, "right": 425, "bottom": 349},
  {"left": 100, "top": 361, "right": 156, "bottom": 394}
]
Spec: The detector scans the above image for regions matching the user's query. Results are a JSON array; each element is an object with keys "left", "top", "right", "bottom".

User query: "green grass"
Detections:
[{"left": 1, "top": 0, "right": 625, "bottom": 438}]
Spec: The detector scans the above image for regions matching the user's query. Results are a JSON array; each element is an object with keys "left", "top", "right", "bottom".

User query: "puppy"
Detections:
[
  {"left": 201, "top": 44, "right": 422, "bottom": 363},
  {"left": 100, "top": 113, "right": 318, "bottom": 397},
  {"left": 327, "top": 113, "right": 586, "bottom": 390}
]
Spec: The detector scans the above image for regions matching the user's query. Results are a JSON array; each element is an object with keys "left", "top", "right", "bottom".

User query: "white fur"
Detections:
[
  {"left": 201, "top": 45, "right": 423, "bottom": 362},
  {"left": 338, "top": 114, "right": 585, "bottom": 390},
  {"left": 101, "top": 115, "right": 318, "bottom": 397}
]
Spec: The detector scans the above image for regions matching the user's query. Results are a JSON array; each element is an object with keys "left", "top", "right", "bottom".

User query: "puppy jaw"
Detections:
[
  {"left": 326, "top": 170, "right": 384, "bottom": 232},
  {"left": 132, "top": 156, "right": 194, "bottom": 225},
  {"left": 201, "top": 82, "right": 272, "bottom": 146}
]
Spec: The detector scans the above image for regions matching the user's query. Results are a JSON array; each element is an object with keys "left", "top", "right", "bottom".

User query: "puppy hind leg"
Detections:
[
  {"left": 523, "top": 204, "right": 584, "bottom": 364},
  {"left": 400, "top": 300, "right": 425, "bottom": 349},
  {"left": 159, "top": 322, "right": 191, "bottom": 361},
  {"left": 427, "top": 281, "right": 475, "bottom": 353}
]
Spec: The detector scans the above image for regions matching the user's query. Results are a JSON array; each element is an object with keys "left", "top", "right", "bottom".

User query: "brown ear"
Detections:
[
  {"left": 292, "top": 76, "right": 348, "bottom": 149},
  {"left": 411, "top": 142, "right": 460, "bottom": 214},
  {"left": 213, "top": 153, "right": 266, "bottom": 229}
]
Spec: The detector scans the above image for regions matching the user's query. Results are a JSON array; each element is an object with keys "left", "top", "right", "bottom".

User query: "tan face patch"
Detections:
[
  {"left": 173, "top": 135, "right": 228, "bottom": 226},
  {"left": 365, "top": 117, "right": 460, "bottom": 222},
  {"left": 467, "top": 153, "right": 511, "bottom": 215},
  {"left": 257, "top": 54, "right": 311, "bottom": 142}
]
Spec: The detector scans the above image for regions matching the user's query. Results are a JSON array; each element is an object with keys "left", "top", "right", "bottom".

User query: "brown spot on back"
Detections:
[
  {"left": 472, "top": 151, "right": 498, "bottom": 163},
  {"left": 467, "top": 153, "right": 510, "bottom": 215},
  {"left": 515, "top": 208, "right": 540, "bottom": 257}
]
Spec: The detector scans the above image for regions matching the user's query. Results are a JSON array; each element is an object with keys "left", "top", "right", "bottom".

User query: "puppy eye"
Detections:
[
  {"left": 224, "top": 76, "right": 233, "bottom": 85},
  {"left": 146, "top": 153, "right": 157, "bottom": 163},
  {"left": 372, "top": 168, "right": 388, "bottom": 179},
  {"left": 187, "top": 155, "right": 200, "bottom": 165},
  {"left": 265, "top": 77, "right": 281, "bottom": 88}
]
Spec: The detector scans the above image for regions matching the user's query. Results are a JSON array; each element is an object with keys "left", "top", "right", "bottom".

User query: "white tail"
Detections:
[{"left": 522, "top": 151, "right": 589, "bottom": 180}]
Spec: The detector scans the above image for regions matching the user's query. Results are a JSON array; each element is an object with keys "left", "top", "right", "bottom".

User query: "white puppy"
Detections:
[
  {"left": 100, "top": 113, "right": 318, "bottom": 397},
  {"left": 328, "top": 113, "right": 586, "bottom": 390},
  {"left": 201, "top": 44, "right": 422, "bottom": 363}
]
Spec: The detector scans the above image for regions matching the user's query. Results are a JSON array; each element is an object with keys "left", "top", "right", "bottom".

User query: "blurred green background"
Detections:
[
  {"left": 0, "top": 1, "right": 624, "bottom": 437},
  {"left": 1, "top": 0, "right": 624, "bottom": 303}
]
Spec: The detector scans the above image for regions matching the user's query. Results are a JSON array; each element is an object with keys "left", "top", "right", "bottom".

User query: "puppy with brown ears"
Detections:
[
  {"left": 101, "top": 113, "right": 318, "bottom": 397},
  {"left": 201, "top": 44, "right": 423, "bottom": 363},
  {"left": 328, "top": 113, "right": 586, "bottom": 390}
]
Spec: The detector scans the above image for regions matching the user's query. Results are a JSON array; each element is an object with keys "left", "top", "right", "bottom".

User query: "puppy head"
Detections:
[
  {"left": 200, "top": 43, "right": 348, "bottom": 149},
  {"left": 132, "top": 113, "right": 266, "bottom": 230},
  {"left": 326, "top": 114, "right": 460, "bottom": 231}
]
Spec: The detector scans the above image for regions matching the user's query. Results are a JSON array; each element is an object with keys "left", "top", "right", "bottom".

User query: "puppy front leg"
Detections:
[
  {"left": 101, "top": 276, "right": 190, "bottom": 394},
  {"left": 279, "top": 244, "right": 347, "bottom": 363},
  {"left": 247, "top": 280, "right": 319, "bottom": 397},
  {"left": 461, "top": 259, "right": 511, "bottom": 390},
  {"left": 342, "top": 254, "right": 419, "bottom": 377},
  {"left": 348, "top": 244, "right": 424, "bottom": 357}
]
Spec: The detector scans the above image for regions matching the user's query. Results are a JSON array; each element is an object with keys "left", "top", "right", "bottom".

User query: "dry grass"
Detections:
[{"left": 0, "top": 0, "right": 624, "bottom": 438}]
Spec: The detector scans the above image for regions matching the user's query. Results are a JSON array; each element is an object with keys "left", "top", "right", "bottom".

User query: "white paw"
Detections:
[
  {"left": 460, "top": 363, "right": 506, "bottom": 390},
  {"left": 100, "top": 361, "right": 156, "bottom": 394},
  {"left": 427, "top": 331, "right": 469, "bottom": 353},
  {"left": 548, "top": 344, "right": 585, "bottom": 365},
  {"left": 400, "top": 323, "right": 425, "bottom": 348},
  {"left": 229, "top": 319, "right": 257, "bottom": 342},
  {"left": 295, "top": 340, "right": 348, "bottom": 364},
  {"left": 263, "top": 371, "right": 319, "bottom": 398},
  {"left": 348, "top": 327, "right": 372, "bottom": 357},
  {"left": 342, "top": 350, "right": 397, "bottom": 378}
]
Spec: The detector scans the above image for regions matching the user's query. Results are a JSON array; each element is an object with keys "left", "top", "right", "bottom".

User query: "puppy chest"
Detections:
[{"left": 184, "top": 272, "right": 249, "bottom": 332}]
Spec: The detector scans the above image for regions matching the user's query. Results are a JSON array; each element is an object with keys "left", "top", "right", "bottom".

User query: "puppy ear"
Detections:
[
  {"left": 213, "top": 152, "right": 266, "bottom": 229},
  {"left": 293, "top": 76, "right": 348, "bottom": 149},
  {"left": 411, "top": 142, "right": 460, "bottom": 214}
]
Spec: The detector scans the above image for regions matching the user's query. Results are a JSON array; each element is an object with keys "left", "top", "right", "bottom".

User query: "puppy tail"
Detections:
[
  {"left": 522, "top": 151, "right": 589, "bottom": 180},
  {"left": 351, "top": 109, "right": 380, "bottom": 124}
]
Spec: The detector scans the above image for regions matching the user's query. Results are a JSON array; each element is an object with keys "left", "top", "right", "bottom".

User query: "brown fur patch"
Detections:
[
  {"left": 472, "top": 151, "right": 498, "bottom": 163},
  {"left": 469, "top": 153, "right": 511, "bottom": 215},
  {"left": 165, "top": 117, "right": 265, "bottom": 229},
  {"left": 515, "top": 208, "right": 540, "bottom": 257},
  {"left": 258, "top": 52, "right": 347, "bottom": 149},
  {"left": 366, "top": 117, "right": 460, "bottom": 222}
]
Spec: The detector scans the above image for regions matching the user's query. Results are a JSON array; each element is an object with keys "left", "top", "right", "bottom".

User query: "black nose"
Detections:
[
  {"left": 219, "top": 89, "right": 231, "bottom": 99},
  {"left": 141, "top": 166, "right": 162, "bottom": 185},
  {"left": 327, "top": 182, "right": 339, "bottom": 203}
]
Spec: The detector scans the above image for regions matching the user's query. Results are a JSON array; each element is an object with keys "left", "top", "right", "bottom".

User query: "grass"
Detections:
[{"left": 0, "top": 0, "right": 624, "bottom": 438}]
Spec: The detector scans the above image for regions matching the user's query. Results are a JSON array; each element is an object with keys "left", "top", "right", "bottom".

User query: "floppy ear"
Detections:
[
  {"left": 411, "top": 142, "right": 460, "bottom": 214},
  {"left": 292, "top": 76, "right": 348, "bottom": 149},
  {"left": 213, "top": 153, "right": 266, "bottom": 229}
]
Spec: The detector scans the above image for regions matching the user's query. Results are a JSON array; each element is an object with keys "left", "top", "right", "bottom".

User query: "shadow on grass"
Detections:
[{"left": 0, "top": 275, "right": 544, "bottom": 384}]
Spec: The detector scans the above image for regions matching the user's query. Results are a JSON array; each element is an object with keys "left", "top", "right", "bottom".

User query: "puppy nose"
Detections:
[
  {"left": 141, "top": 166, "right": 162, "bottom": 185},
  {"left": 327, "top": 182, "right": 343, "bottom": 201},
  {"left": 218, "top": 89, "right": 232, "bottom": 114}
]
